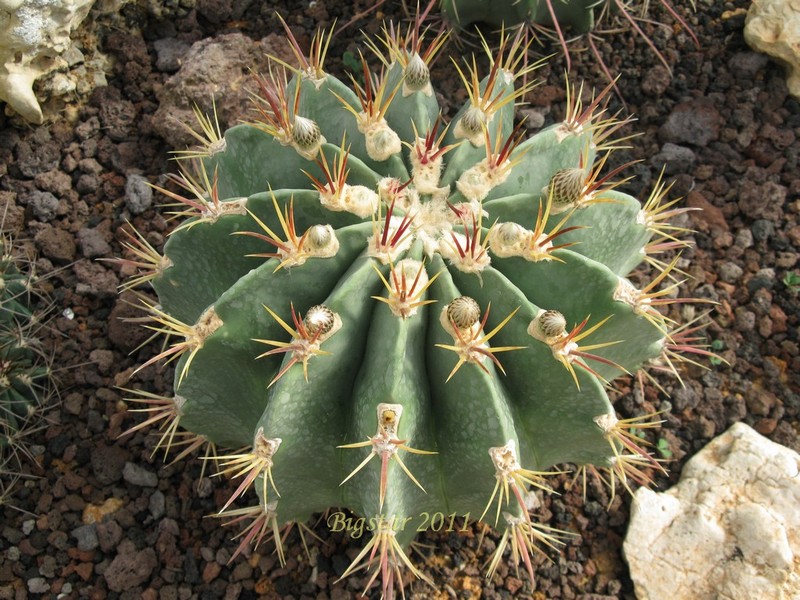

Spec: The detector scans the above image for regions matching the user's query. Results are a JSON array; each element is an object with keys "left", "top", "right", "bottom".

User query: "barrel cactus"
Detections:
[
  {"left": 1, "top": 234, "right": 51, "bottom": 477},
  {"left": 439, "top": 0, "right": 698, "bottom": 76},
  {"left": 441, "top": 0, "right": 602, "bottom": 35},
  {"left": 120, "top": 17, "right": 703, "bottom": 597}
]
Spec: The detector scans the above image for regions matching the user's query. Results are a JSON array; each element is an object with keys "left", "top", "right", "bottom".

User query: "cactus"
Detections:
[
  {"left": 441, "top": 0, "right": 600, "bottom": 34},
  {"left": 0, "top": 233, "right": 52, "bottom": 477},
  {"left": 439, "top": 0, "right": 699, "bottom": 77},
  {"left": 120, "top": 16, "right": 707, "bottom": 597}
]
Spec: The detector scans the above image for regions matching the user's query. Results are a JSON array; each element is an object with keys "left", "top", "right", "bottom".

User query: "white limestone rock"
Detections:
[
  {"left": 0, "top": 0, "right": 96, "bottom": 123},
  {"left": 744, "top": 0, "right": 800, "bottom": 98},
  {"left": 624, "top": 422, "right": 800, "bottom": 600}
]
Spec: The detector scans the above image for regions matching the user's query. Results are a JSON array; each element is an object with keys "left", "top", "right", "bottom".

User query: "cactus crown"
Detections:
[{"left": 120, "top": 15, "right": 708, "bottom": 597}]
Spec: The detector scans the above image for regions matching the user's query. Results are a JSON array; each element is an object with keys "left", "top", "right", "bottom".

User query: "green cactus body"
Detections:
[
  {"left": 0, "top": 243, "right": 50, "bottom": 467},
  {"left": 438, "top": 0, "right": 700, "bottom": 83},
  {"left": 124, "top": 21, "right": 695, "bottom": 596},
  {"left": 440, "top": 0, "right": 599, "bottom": 34}
]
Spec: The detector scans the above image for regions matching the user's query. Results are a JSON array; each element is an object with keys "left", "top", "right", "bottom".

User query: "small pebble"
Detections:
[
  {"left": 125, "top": 173, "right": 153, "bottom": 214},
  {"left": 718, "top": 261, "right": 743, "bottom": 283},
  {"left": 71, "top": 523, "right": 99, "bottom": 551},
  {"left": 154, "top": 38, "right": 191, "bottom": 72},
  {"left": 149, "top": 490, "right": 166, "bottom": 519},
  {"left": 122, "top": 462, "right": 158, "bottom": 487},
  {"left": 27, "top": 190, "right": 60, "bottom": 221},
  {"left": 27, "top": 578, "right": 50, "bottom": 594}
]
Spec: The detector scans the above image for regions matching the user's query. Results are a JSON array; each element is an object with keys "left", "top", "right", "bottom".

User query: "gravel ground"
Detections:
[{"left": 0, "top": 0, "right": 798, "bottom": 598}]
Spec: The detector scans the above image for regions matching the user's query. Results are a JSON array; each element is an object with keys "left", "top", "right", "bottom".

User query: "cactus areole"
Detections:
[{"left": 122, "top": 16, "right": 700, "bottom": 597}]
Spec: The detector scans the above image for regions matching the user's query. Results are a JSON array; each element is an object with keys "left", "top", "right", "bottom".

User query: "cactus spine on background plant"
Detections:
[
  {"left": 0, "top": 233, "right": 52, "bottom": 479},
  {"left": 119, "top": 14, "right": 710, "bottom": 597}
]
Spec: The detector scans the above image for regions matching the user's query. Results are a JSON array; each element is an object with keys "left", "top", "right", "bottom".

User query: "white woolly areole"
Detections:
[
  {"left": 438, "top": 231, "right": 491, "bottom": 273},
  {"left": 391, "top": 258, "right": 428, "bottom": 291},
  {"left": 409, "top": 138, "right": 445, "bottom": 193},
  {"left": 357, "top": 115, "right": 401, "bottom": 162},
  {"left": 341, "top": 184, "right": 379, "bottom": 218},
  {"left": 593, "top": 412, "right": 619, "bottom": 433},
  {"left": 488, "top": 440, "right": 522, "bottom": 478},
  {"left": 413, "top": 198, "right": 454, "bottom": 257},
  {"left": 377, "top": 177, "right": 419, "bottom": 212},
  {"left": 456, "top": 163, "right": 492, "bottom": 203},
  {"left": 525, "top": 232, "right": 555, "bottom": 262},
  {"left": 203, "top": 197, "right": 248, "bottom": 222},
  {"left": 456, "top": 158, "right": 512, "bottom": 203},
  {"left": 253, "top": 428, "right": 282, "bottom": 460},
  {"left": 554, "top": 121, "right": 584, "bottom": 143},
  {"left": 376, "top": 402, "right": 404, "bottom": 439},
  {"left": 385, "top": 258, "right": 430, "bottom": 318},
  {"left": 412, "top": 161, "right": 444, "bottom": 194},
  {"left": 367, "top": 215, "right": 414, "bottom": 264},
  {"left": 614, "top": 276, "right": 649, "bottom": 314},
  {"left": 448, "top": 200, "right": 487, "bottom": 224}
]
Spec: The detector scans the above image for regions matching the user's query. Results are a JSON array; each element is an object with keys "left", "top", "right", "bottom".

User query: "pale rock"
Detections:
[
  {"left": 624, "top": 422, "right": 800, "bottom": 600},
  {"left": 744, "top": 0, "right": 800, "bottom": 98},
  {"left": 0, "top": 0, "right": 95, "bottom": 123}
]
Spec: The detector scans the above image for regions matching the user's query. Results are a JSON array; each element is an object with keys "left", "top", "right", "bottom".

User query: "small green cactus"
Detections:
[
  {"left": 0, "top": 234, "right": 52, "bottom": 477},
  {"left": 441, "top": 0, "right": 600, "bottom": 34},
  {"left": 440, "top": 0, "right": 698, "bottom": 76},
  {"left": 120, "top": 17, "right": 707, "bottom": 597}
]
